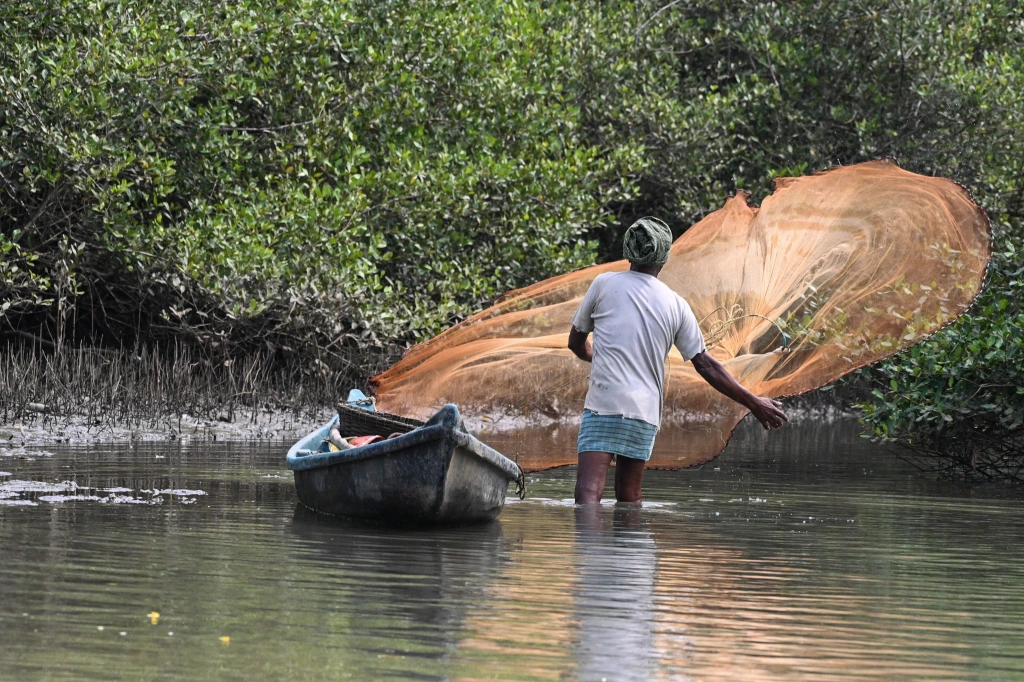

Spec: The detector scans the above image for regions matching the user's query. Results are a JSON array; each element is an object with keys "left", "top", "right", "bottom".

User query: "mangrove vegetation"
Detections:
[{"left": 2, "top": 0, "right": 1023, "bottom": 474}]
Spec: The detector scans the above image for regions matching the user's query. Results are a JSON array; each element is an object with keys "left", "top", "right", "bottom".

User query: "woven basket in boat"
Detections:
[{"left": 336, "top": 402, "right": 425, "bottom": 438}]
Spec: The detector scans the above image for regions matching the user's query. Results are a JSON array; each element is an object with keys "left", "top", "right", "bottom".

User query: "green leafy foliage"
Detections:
[
  {"left": 858, "top": 231, "right": 1024, "bottom": 477},
  {"left": 1, "top": 0, "right": 642, "bottom": 356},
  {"left": 582, "top": 1, "right": 1023, "bottom": 242}
]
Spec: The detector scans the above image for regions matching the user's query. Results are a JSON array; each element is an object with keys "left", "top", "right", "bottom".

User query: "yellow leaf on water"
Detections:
[
  {"left": 149, "top": 611, "right": 160, "bottom": 625},
  {"left": 220, "top": 636, "right": 231, "bottom": 645}
]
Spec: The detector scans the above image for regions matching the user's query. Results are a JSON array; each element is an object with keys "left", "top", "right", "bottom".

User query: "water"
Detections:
[{"left": 2, "top": 419, "right": 1024, "bottom": 681}]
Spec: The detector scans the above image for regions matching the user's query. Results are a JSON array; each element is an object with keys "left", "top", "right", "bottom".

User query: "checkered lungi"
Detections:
[{"left": 577, "top": 409, "right": 658, "bottom": 461}]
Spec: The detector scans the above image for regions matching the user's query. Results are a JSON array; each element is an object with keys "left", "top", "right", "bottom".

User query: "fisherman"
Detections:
[{"left": 568, "top": 217, "right": 789, "bottom": 504}]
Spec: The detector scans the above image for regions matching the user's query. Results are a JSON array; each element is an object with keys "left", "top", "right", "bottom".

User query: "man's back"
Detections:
[{"left": 571, "top": 270, "right": 704, "bottom": 428}]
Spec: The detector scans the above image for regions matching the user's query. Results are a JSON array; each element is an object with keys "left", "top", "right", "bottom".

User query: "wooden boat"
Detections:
[{"left": 287, "top": 402, "right": 525, "bottom": 524}]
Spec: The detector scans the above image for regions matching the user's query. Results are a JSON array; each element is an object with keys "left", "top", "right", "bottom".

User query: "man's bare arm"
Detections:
[
  {"left": 690, "top": 351, "right": 788, "bottom": 430},
  {"left": 568, "top": 326, "right": 593, "bottom": 363}
]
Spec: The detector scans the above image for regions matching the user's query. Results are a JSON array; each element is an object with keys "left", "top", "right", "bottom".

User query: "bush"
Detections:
[
  {"left": 583, "top": 0, "right": 1023, "bottom": 244},
  {"left": 859, "top": 233, "right": 1024, "bottom": 480},
  {"left": 0, "top": 0, "right": 642, "bottom": 362}
]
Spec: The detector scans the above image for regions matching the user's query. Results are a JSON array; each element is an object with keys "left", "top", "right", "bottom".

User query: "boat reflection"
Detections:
[{"left": 286, "top": 505, "right": 508, "bottom": 678}]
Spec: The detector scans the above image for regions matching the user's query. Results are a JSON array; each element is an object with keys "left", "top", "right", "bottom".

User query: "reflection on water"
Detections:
[
  {"left": 286, "top": 506, "right": 508, "bottom": 674},
  {"left": 1, "top": 418, "right": 1024, "bottom": 681},
  {"left": 573, "top": 504, "right": 657, "bottom": 682}
]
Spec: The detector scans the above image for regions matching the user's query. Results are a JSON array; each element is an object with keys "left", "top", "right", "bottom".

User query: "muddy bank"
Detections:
[
  {"left": 0, "top": 342, "right": 863, "bottom": 450},
  {"left": 1, "top": 407, "right": 335, "bottom": 450},
  {"left": 3, "top": 401, "right": 858, "bottom": 451},
  {"left": 0, "top": 344, "right": 354, "bottom": 448}
]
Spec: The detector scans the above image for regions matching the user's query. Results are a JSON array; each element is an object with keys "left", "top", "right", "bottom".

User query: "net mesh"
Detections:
[{"left": 371, "top": 161, "right": 991, "bottom": 471}]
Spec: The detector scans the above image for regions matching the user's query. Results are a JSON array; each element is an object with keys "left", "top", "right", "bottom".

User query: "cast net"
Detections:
[{"left": 371, "top": 161, "right": 991, "bottom": 471}]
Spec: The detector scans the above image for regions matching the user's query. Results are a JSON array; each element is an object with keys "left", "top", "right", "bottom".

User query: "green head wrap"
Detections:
[{"left": 623, "top": 216, "right": 672, "bottom": 266}]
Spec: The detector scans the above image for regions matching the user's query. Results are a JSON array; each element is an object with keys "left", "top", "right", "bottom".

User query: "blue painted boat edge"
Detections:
[
  {"left": 285, "top": 415, "right": 337, "bottom": 464},
  {"left": 287, "top": 422, "right": 450, "bottom": 472}
]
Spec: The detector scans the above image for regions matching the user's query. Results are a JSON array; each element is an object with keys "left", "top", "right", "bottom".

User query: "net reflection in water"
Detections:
[{"left": 373, "top": 161, "right": 990, "bottom": 470}]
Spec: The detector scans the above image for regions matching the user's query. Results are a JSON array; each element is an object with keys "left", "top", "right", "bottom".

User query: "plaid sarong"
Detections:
[{"left": 577, "top": 409, "right": 658, "bottom": 461}]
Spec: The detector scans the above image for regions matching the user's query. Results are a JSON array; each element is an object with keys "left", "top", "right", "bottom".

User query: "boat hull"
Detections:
[{"left": 288, "top": 404, "right": 521, "bottom": 524}]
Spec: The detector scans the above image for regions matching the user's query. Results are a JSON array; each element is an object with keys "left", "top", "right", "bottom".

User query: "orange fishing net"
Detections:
[{"left": 372, "top": 161, "right": 991, "bottom": 470}]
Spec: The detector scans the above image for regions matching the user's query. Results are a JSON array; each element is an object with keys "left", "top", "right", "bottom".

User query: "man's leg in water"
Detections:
[
  {"left": 614, "top": 455, "right": 645, "bottom": 503},
  {"left": 576, "top": 452, "right": 646, "bottom": 503},
  {"left": 575, "top": 451, "right": 613, "bottom": 504}
]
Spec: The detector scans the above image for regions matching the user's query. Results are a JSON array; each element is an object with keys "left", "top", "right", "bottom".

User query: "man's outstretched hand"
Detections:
[
  {"left": 690, "top": 351, "right": 789, "bottom": 430},
  {"left": 749, "top": 396, "right": 788, "bottom": 431}
]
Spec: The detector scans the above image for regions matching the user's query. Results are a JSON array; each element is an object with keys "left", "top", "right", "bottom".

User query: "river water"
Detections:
[{"left": 2, "top": 418, "right": 1023, "bottom": 681}]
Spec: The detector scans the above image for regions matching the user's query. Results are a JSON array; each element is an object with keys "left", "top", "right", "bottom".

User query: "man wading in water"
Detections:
[{"left": 568, "top": 217, "right": 789, "bottom": 504}]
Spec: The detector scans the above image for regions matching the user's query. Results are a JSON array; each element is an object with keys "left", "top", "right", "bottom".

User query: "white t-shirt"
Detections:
[{"left": 571, "top": 271, "right": 706, "bottom": 428}]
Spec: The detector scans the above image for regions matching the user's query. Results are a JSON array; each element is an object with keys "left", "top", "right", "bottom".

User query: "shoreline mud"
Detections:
[
  {"left": 0, "top": 342, "right": 862, "bottom": 450},
  {"left": 0, "top": 343, "right": 352, "bottom": 448},
  {"left": 1, "top": 407, "right": 335, "bottom": 450}
]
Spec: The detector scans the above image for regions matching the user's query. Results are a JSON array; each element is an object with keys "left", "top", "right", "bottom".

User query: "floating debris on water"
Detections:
[
  {"left": 0, "top": 479, "right": 206, "bottom": 505},
  {"left": 0, "top": 479, "right": 84, "bottom": 494},
  {"left": 524, "top": 497, "right": 677, "bottom": 510},
  {"left": 100, "top": 495, "right": 163, "bottom": 505},
  {"left": 0, "top": 448, "right": 56, "bottom": 459}
]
